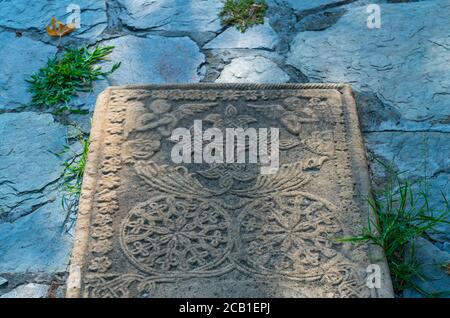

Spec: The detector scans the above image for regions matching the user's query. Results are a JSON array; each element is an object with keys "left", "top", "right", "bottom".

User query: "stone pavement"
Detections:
[{"left": 0, "top": 0, "right": 449, "bottom": 297}]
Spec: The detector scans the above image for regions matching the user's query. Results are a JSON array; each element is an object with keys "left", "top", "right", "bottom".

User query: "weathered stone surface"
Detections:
[
  {"left": 0, "top": 112, "right": 72, "bottom": 274},
  {"left": 0, "top": 199, "right": 73, "bottom": 273},
  {"left": 0, "top": 112, "right": 66, "bottom": 223},
  {"left": 205, "top": 19, "right": 279, "bottom": 50},
  {"left": 404, "top": 238, "right": 450, "bottom": 298},
  {"left": 101, "top": 35, "right": 205, "bottom": 85},
  {"left": 365, "top": 132, "right": 450, "bottom": 241},
  {"left": 71, "top": 80, "right": 110, "bottom": 112},
  {"left": 216, "top": 56, "right": 290, "bottom": 83},
  {"left": 287, "top": 1, "right": 450, "bottom": 126},
  {"left": 296, "top": 7, "right": 346, "bottom": 31},
  {"left": 0, "top": 283, "right": 49, "bottom": 298},
  {"left": 67, "top": 84, "right": 393, "bottom": 298},
  {"left": 0, "top": 32, "right": 57, "bottom": 109},
  {"left": 118, "top": 0, "right": 223, "bottom": 32},
  {"left": 283, "top": 0, "right": 347, "bottom": 11},
  {"left": 0, "top": 0, "right": 107, "bottom": 39},
  {"left": 444, "top": 242, "right": 450, "bottom": 254}
]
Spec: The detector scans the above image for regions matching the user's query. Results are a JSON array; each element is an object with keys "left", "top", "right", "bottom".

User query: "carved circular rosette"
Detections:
[
  {"left": 120, "top": 194, "right": 233, "bottom": 276},
  {"left": 234, "top": 192, "right": 343, "bottom": 280}
]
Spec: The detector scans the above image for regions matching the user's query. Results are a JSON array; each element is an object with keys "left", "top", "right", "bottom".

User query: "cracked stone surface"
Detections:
[
  {"left": 404, "top": 238, "right": 450, "bottom": 298},
  {"left": 101, "top": 35, "right": 206, "bottom": 85},
  {"left": 0, "top": 277, "right": 7, "bottom": 288},
  {"left": 0, "top": 0, "right": 107, "bottom": 39},
  {"left": 216, "top": 56, "right": 289, "bottom": 83},
  {"left": 0, "top": 199, "right": 72, "bottom": 273},
  {"left": 0, "top": 32, "right": 57, "bottom": 109},
  {"left": 0, "top": 113, "right": 67, "bottom": 223},
  {"left": 296, "top": 7, "right": 347, "bottom": 31},
  {"left": 0, "top": 113, "right": 72, "bottom": 274},
  {"left": 205, "top": 19, "right": 279, "bottom": 50},
  {"left": 117, "top": 0, "right": 223, "bottom": 32},
  {"left": 0, "top": 0, "right": 449, "bottom": 298},
  {"left": 287, "top": 1, "right": 450, "bottom": 129}
]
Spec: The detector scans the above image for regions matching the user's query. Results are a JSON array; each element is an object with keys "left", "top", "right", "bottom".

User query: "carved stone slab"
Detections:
[{"left": 67, "top": 84, "right": 394, "bottom": 298}]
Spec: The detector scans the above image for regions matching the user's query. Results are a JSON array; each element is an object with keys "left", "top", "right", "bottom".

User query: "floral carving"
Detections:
[
  {"left": 93, "top": 214, "right": 113, "bottom": 226},
  {"left": 237, "top": 192, "right": 343, "bottom": 277},
  {"left": 124, "top": 135, "right": 162, "bottom": 161},
  {"left": 91, "top": 240, "right": 114, "bottom": 254},
  {"left": 89, "top": 256, "right": 112, "bottom": 273},
  {"left": 197, "top": 163, "right": 257, "bottom": 192},
  {"left": 92, "top": 226, "right": 114, "bottom": 240},
  {"left": 204, "top": 104, "right": 257, "bottom": 129},
  {"left": 84, "top": 274, "right": 156, "bottom": 298},
  {"left": 134, "top": 99, "right": 177, "bottom": 137},
  {"left": 120, "top": 195, "right": 232, "bottom": 275},
  {"left": 91, "top": 225, "right": 114, "bottom": 240}
]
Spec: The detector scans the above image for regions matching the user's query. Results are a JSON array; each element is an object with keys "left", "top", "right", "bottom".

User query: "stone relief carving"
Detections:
[
  {"left": 80, "top": 87, "right": 373, "bottom": 298},
  {"left": 120, "top": 195, "right": 233, "bottom": 276}
]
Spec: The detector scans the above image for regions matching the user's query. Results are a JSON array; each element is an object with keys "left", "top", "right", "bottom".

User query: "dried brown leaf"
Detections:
[{"left": 46, "top": 17, "right": 76, "bottom": 38}]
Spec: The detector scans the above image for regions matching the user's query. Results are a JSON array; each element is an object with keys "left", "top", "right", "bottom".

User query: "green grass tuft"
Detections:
[
  {"left": 219, "top": 0, "right": 268, "bottom": 32},
  {"left": 338, "top": 161, "right": 450, "bottom": 296},
  {"left": 62, "top": 136, "right": 89, "bottom": 196},
  {"left": 27, "top": 46, "right": 120, "bottom": 107}
]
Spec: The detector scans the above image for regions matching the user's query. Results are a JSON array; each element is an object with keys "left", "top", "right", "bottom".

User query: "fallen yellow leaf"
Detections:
[{"left": 46, "top": 17, "right": 76, "bottom": 38}]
